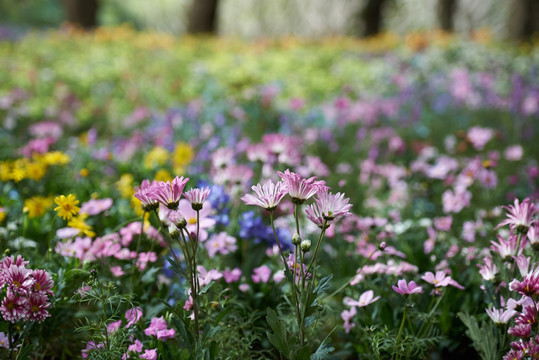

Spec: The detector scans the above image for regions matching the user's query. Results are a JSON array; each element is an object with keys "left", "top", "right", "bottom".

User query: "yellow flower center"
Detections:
[{"left": 188, "top": 218, "right": 197, "bottom": 225}]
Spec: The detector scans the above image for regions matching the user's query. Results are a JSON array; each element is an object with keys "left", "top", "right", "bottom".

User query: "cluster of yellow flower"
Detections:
[{"left": 0, "top": 152, "right": 70, "bottom": 183}]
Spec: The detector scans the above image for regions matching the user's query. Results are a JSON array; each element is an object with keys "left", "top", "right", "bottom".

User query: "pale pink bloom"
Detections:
[
  {"left": 136, "top": 252, "right": 157, "bottom": 271},
  {"left": 277, "top": 169, "right": 327, "bottom": 203},
  {"left": 343, "top": 290, "right": 380, "bottom": 308},
  {"left": 273, "top": 270, "right": 285, "bottom": 283},
  {"left": 341, "top": 306, "right": 357, "bottom": 333},
  {"left": 442, "top": 189, "right": 471, "bottom": 213},
  {"left": 305, "top": 188, "right": 352, "bottom": 228},
  {"left": 433, "top": 216, "right": 453, "bottom": 231},
  {"left": 183, "top": 187, "right": 211, "bottom": 210},
  {"left": 528, "top": 224, "right": 539, "bottom": 247},
  {"left": 392, "top": 279, "right": 423, "bottom": 295},
  {"left": 522, "top": 95, "right": 538, "bottom": 115},
  {"left": 505, "top": 145, "right": 523, "bottom": 161},
  {"left": 177, "top": 199, "right": 215, "bottom": 242},
  {"left": 80, "top": 198, "right": 113, "bottom": 216},
  {"left": 496, "top": 198, "right": 536, "bottom": 233},
  {"left": 197, "top": 266, "right": 223, "bottom": 286},
  {"left": 223, "top": 268, "right": 242, "bottom": 283},
  {"left": 110, "top": 266, "right": 124, "bottom": 277},
  {"left": 422, "top": 271, "right": 452, "bottom": 287},
  {"left": 485, "top": 307, "right": 516, "bottom": 324},
  {"left": 251, "top": 265, "right": 271, "bottom": 283},
  {"left": 29, "top": 121, "right": 63, "bottom": 139},
  {"left": 144, "top": 317, "right": 176, "bottom": 341},
  {"left": 56, "top": 227, "right": 80, "bottom": 239},
  {"left": 513, "top": 255, "right": 533, "bottom": 277},
  {"left": 211, "top": 147, "right": 236, "bottom": 169},
  {"left": 140, "top": 349, "right": 157, "bottom": 360},
  {"left": 238, "top": 283, "right": 250, "bottom": 292},
  {"left": 81, "top": 341, "right": 104, "bottom": 359},
  {"left": 205, "top": 232, "right": 237, "bottom": 258},
  {"left": 467, "top": 126, "right": 494, "bottom": 150},
  {"left": 241, "top": 180, "right": 288, "bottom": 211},
  {"left": 151, "top": 176, "right": 190, "bottom": 210},
  {"left": 462, "top": 221, "right": 477, "bottom": 243},
  {"left": 490, "top": 235, "right": 523, "bottom": 260},
  {"left": 477, "top": 169, "right": 497, "bottom": 189},
  {"left": 0, "top": 332, "right": 8, "bottom": 349},
  {"left": 477, "top": 257, "right": 498, "bottom": 281},
  {"left": 125, "top": 307, "right": 143, "bottom": 328}
]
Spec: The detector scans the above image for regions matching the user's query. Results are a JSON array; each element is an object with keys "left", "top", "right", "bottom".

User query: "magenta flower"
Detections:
[
  {"left": 508, "top": 324, "right": 531, "bottom": 338},
  {"left": 223, "top": 268, "right": 242, "bottom": 283},
  {"left": 183, "top": 187, "right": 211, "bottom": 210},
  {"left": 31, "top": 269, "right": 54, "bottom": 296},
  {"left": 515, "top": 305, "right": 537, "bottom": 326},
  {"left": 134, "top": 180, "right": 159, "bottom": 212},
  {"left": 392, "top": 279, "right": 423, "bottom": 295},
  {"left": 144, "top": 316, "right": 176, "bottom": 341},
  {"left": 125, "top": 307, "right": 143, "bottom": 328},
  {"left": 4, "top": 265, "right": 34, "bottom": 295},
  {"left": 343, "top": 290, "right": 380, "bottom": 308},
  {"left": 126, "top": 339, "right": 143, "bottom": 354},
  {"left": 509, "top": 270, "right": 539, "bottom": 297},
  {"left": 277, "top": 169, "right": 327, "bottom": 204},
  {"left": 151, "top": 176, "right": 189, "bottom": 210},
  {"left": 241, "top": 180, "right": 288, "bottom": 211},
  {"left": 496, "top": 198, "right": 536, "bottom": 233},
  {"left": 485, "top": 306, "right": 517, "bottom": 325},
  {"left": 107, "top": 320, "right": 122, "bottom": 335},
  {"left": 140, "top": 349, "right": 157, "bottom": 360}
]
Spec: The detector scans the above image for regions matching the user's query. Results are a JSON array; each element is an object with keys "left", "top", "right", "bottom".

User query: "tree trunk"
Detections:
[
  {"left": 187, "top": 0, "right": 219, "bottom": 34},
  {"left": 62, "top": 0, "right": 99, "bottom": 29},
  {"left": 506, "top": 0, "right": 539, "bottom": 42},
  {"left": 360, "top": 0, "right": 386, "bottom": 38},
  {"left": 437, "top": 0, "right": 457, "bottom": 32}
]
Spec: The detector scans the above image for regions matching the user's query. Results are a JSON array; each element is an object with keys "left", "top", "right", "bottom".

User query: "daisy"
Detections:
[
  {"left": 183, "top": 187, "right": 211, "bottom": 211},
  {"left": 343, "top": 290, "right": 380, "bottom": 308},
  {"left": 151, "top": 176, "right": 189, "bottom": 210},
  {"left": 392, "top": 279, "right": 423, "bottom": 295},
  {"left": 241, "top": 180, "right": 288, "bottom": 211},
  {"left": 277, "top": 169, "right": 327, "bottom": 204},
  {"left": 485, "top": 306, "right": 517, "bottom": 325},
  {"left": 25, "top": 292, "right": 51, "bottom": 323},
  {"left": 496, "top": 198, "right": 536, "bottom": 234}
]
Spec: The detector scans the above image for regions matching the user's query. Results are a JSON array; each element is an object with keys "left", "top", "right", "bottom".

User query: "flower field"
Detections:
[{"left": 0, "top": 27, "right": 538, "bottom": 359}]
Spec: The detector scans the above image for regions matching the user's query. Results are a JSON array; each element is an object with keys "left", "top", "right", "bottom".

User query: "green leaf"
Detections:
[
  {"left": 199, "top": 281, "right": 215, "bottom": 295},
  {"left": 291, "top": 345, "right": 311, "bottom": 360},
  {"left": 140, "top": 267, "right": 160, "bottom": 284},
  {"left": 266, "top": 308, "right": 290, "bottom": 356},
  {"left": 314, "top": 274, "right": 333, "bottom": 296},
  {"left": 311, "top": 325, "right": 337, "bottom": 360},
  {"left": 458, "top": 312, "right": 498, "bottom": 360},
  {"left": 15, "top": 344, "right": 33, "bottom": 360}
]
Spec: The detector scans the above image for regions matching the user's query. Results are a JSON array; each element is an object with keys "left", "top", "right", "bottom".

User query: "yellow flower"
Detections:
[
  {"left": 25, "top": 162, "right": 47, "bottom": 181},
  {"left": 154, "top": 168, "right": 172, "bottom": 182},
  {"left": 80, "top": 168, "right": 89, "bottom": 177},
  {"left": 10, "top": 159, "right": 28, "bottom": 182},
  {"left": 0, "top": 162, "right": 11, "bottom": 182},
  {"left": 42, "top": 151, "right": 70, "bottom": 166},
  {"left": 54, "top": 194, "right": 80, "bottom": 220},
  {"left": 24, "top": 196, "right": 53, "bottom": 218},
  {"left": 172, "top": 142, "right": 194, "bottom": 174},
  {"left": 116, "top": 173, "right": 134, "bottom": 198},
  {"left": 68, "top": 213, "right": 95, "bottom": 238},
  {"left": 0, "top": 207, "right": 6, "bottom": 222},
  {"left": 144, "top": 147, "right": 169, "bottom": 169}
]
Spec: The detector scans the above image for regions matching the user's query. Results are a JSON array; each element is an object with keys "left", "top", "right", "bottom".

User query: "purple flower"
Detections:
[
  {"left": 508, "top": 324, "right": 531, "bottom": 338},
  {"left": 140, "top": 349, "right": 157, "bottom": 360},
  {"left": 144, "top": 316, "right": 176, "bottom": 341},
  {"left": 223, "top": 268, "right": 242, "bottom": 283},
  {"left": 392, "top": 279, "right": 423, "bottom": 295},
  {"left": 241, "top": 180, "right": 288, "bottom": 211}
]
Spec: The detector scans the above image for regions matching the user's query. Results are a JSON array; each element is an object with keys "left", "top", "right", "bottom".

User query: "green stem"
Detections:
[
  {"left": 515, "top": 232, "right": 523, "bottom": 257},
  {"left": 306, "top": 221, "right": 328, "bottom": 274},
  {"left": 8, "top": 322, "right": 13, "bottom": 360},
  {"left": 417, "top": 291, "right": 445, "bottom": 338},
  {"left": 394, "top": 304, "right": 408, "bottom": 360},
  {"left": 130, "top": 211, "right": 145, "bottom": 293}
]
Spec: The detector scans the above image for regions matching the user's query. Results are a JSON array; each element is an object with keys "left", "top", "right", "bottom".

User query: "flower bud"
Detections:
[
  {"left": 301, "top": 239, "right": 311, "bottom": 252},
  {"left": 292, "top": 233, "right": 301, "bottom": 246},
  {"left": 168, "top": 224, "right": 179, "bottom": 237},
  {"left": 379, "top": 242, "right": 387, "bottom": 251},
  {"left": 169, "top": 211, "right": 187, "bottom": 229}
]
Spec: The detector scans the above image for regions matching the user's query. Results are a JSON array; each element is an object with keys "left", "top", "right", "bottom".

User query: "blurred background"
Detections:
[{"left": 0, "top": 0, "right": 538, "bottom": 41}]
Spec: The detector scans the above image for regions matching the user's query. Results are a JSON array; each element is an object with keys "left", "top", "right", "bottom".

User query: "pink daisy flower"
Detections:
[
  {"left": 421, "top": 271, "right": 452, "bottom": 288},
  {"left": 151, "top": 176, "right": 189, "bottom": 210},
  {"left": 140, "top": 349, "right": 157, "bottom": 360},
  {"left": 177, "top": 199, "right": 216, "bottom": 242},
  {"left": 134, "top": 180, "right": 160, "bottom": 212},
  {"left": 4, "top": 265, "right": 34, "bottom": 295},
  {"left": 183, "top": 187, "right": 211, "bottom": 211},
  {"left": 241, "top": 180, "right": 288, "bottom": 211},
  {"left": 125, "top": 307, "right": 143, "bottom": 328},
  {"left": 277, "top": 169, "right": 327, "bottom": 204},
  {"left": 496, "top": 198, "right": 536, "bottom": 234},
  {"left": 392, "top": 279, "right": 423, "bottom": 295},
  {"left": 305, "top": 188, "right": 352, "bottom": 228},
  {"left": 485, "top": 306, "right": 517, "bottom": 325}
]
